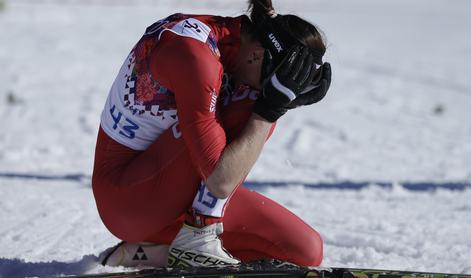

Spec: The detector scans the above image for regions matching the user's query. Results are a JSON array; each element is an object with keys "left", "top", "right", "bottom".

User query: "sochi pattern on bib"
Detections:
[{"left": 100, "top": 14, "right": 221, "bottom": 150}]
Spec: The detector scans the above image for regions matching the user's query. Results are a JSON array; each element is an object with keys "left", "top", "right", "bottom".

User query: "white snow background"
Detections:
[{"left": 1, "top": 0, "right": 471, "bottom": 277}]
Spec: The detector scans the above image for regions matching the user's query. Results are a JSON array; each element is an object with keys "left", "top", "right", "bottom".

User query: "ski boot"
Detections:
[
  {"left": 167, "top": 211, "right": 240, "bottom": 268},
  {"left": 99, "top": 241, "right": 169, "bottom": 267}
]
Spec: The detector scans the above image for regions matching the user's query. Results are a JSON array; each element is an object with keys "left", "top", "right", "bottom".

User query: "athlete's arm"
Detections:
[
  {"left": 206, "top": 113, "right": 271, "bottom": 197},
  {"left": 152, "top": 34, "right": 270, "bottom": 198}
]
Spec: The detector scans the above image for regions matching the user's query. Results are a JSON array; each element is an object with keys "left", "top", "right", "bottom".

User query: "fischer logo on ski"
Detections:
[{"left": 169, "top": 247, "right": 233, "bottom": 267}]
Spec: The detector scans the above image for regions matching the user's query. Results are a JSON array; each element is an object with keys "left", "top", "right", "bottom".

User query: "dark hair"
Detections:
[{"left": 246, "top": 0, "right": 326, "bottom": 53}]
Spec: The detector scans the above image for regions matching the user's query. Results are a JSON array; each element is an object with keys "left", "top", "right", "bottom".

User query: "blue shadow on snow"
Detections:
[
  {"left": 0, "top": 255, "right": 98, "bottom": 278},
  {"left": 0, "top": 172, "right": 89, "bottom": 183},
  {"left": 0, "top": 171, "right": 469, "bottom": 191},
  {"left": 244, "top": 180, "right": 471, "bottom": 191}
]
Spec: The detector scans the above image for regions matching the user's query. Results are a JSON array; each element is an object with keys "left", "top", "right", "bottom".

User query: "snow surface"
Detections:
[{"left": 1, "top": 0, "right": 471, "bottom": 277}]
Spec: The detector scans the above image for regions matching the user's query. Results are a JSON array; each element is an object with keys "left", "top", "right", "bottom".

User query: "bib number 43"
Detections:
[{"left": 109, "top": 105, "right": 139, "bottom": 139}]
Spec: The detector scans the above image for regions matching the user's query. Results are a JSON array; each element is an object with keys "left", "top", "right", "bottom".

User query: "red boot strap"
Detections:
[{"left": 185, "top": 209, "right": 222, "bottom": 228}]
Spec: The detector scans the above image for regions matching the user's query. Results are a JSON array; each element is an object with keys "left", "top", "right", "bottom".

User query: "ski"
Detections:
[{"left": 64, "top": 261, "right": 471, "bottom": 278}]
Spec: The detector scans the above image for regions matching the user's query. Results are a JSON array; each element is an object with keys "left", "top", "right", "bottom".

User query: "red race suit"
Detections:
[{"left": 92, "top": 13, "right": 322, "bottom": 266}]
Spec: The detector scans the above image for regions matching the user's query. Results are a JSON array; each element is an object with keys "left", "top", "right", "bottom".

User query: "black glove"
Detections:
[
  {"left": 254, "top": 46, "right": 318, "bottom": 122},
  {"left": 285, "top": 62, "right": 332, "bottom": 109}
]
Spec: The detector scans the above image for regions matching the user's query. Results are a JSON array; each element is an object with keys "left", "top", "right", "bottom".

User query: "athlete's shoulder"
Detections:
[{"left": 145, "top": 14, "right": 221, "bottom": 58}]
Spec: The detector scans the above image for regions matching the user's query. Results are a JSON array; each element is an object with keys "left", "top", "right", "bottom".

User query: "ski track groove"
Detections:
[
  {"left": 30, "top": 205, "right": 84, "bottom": 258},
  {"left": 284, "top": 128, "right": 302, "bottom": 152},
  {"left": 0, "top": 182, "right": 88, "bottom": 259},
  {"left": 42, "top": 188, "right": 91, "bottom": 259},
  {"left": 0, "top": 210, "right": 44, "bottom": 238}
]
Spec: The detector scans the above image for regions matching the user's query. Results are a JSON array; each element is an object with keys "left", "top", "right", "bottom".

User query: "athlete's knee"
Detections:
[{"left": 293, "top": 229, "right": 323, "bottom": 266}]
